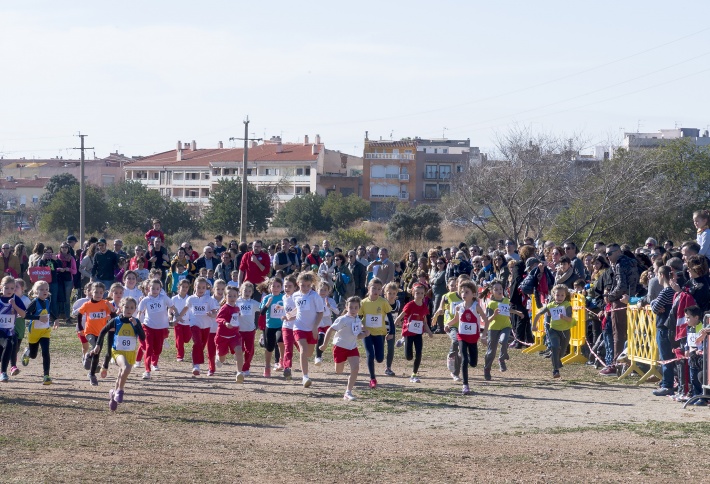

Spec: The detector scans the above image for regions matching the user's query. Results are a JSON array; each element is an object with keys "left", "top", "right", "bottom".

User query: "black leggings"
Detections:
[
  {"left": 265, "top": 327, "right": 282, "bottom": 352},
  {"left": 0, "top": 336, "right": 14, "bottom": 373},
  {"left": 10, "top": 333, "right": 20, "bottom": 367},
  {"left": 460, "top": 340, "right": 478, "bottom": 385},
  {"left": 102, "top": 332, "right": 114, "bottom": 370},
  {"left": 316, "top": 333, "right": 325, "bottom": 358},
  {"left": 404, "top": 334, "right": 423, "bottom": 374},
  {"left": 28, "top": 338, "right": 51, "bottom": 376},
  {"left": 386, "top": 335, "right": 394, "bottom": 368}
]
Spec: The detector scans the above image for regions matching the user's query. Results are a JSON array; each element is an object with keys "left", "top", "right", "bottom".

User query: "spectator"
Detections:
[
  {"left": 356, "top": 246, "right": 369, "bottom": 267},
  {"left": 333, "top": 253, "right": 355, "bottom": 303},
  {"left": 214, "top": 251, "right": 234, "bottom": 282},
  {"left": 113, "top": 239, "right": 128, "bottom": 259},
  {"left": 645, "top": 237, "right": 658, "bottom": 251},
  {"left": 273, "top": 238, "right": 298, "bottom": 275},
  {"left": 195, "top": 246, "right": 220, "bottom": 273},
  {"left": 129, "top": 245, "right": 148, "bottom": 271},
  {"left": 555, "top": 256, "right": 582, "bottom": 289},
  {"left": 367, "top": 248, "right": 395, "bottom": 285},
  {"left": 681, "top": 241, "right": 700, "bottom": 264},
  {"left": 144, "top": 218, "right": 165, "bottom": 244},
  {"left": 347, "top": 250, "right": 367, "bottom": 298},
  {"left": 147, "top": 238, "right": 171, "bottom": 281},
  {"left": 593, "top": 241, "right": 606, "bottom": 256},
  {"left": 238, "top": 239, "right": 270, "bottom": 297},
  {"left": 91, "top": 238, "right": 119, "bottom": 290},
  {"left": 213, "top": 235, "right": 226, "bottom": 256},
  {"left": 562, "top": 241, "right": 585, "bottom": 280},
  {"left": 0, "top": 243, "right": 21, "bottom": 278},
  {"left": 446, "top": 250, "right": 472, "bottom": 281},
  {"left": 663, "top": 240, "right": 674, "bottom": 251},
  {"left": 504, "top": 240, "right": 520, "bottom": 262}
]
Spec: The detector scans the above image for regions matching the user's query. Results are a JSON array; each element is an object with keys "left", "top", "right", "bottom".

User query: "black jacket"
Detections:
[
  {"left": 348, "top": 261, "right": 367, "bottom": 298},
  {"left": 92, "top": 250, "right": 119, "bottom": 280},
  {"left": 195, "top": 255, "right": 221, "bottom": 272}
]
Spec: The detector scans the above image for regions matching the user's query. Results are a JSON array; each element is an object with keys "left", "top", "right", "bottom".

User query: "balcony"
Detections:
[
  {"left": 365, "top": 153, "right": 415, "bottom": 161},
  {"left": 143, "top": 179, "right": 160, "bottom": 185},
  {"left": 423, "top": 172, "right": 452, "bottom": 180},
  {"left": 399, "top": 174, "right": 410, "bottom": 181}
]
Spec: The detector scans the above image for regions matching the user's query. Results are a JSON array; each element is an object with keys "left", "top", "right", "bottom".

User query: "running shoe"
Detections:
[
  {"left": 100, "top": 368, "right": 108, "bottom": 379},
  {"left": 258, "top": 334, "right": 265, "bottom": 348},
  {"left": 135, "top": 361, "right": 142, "bottom": 368},
  {"left": 43, "top": 375, "right": 52, "bottom": 385},
  {"left": 9, "top": 366, "right": 19, "bottom": 376},
  {"left": 409, "top": 374, "right": 420, "bottom": 383},
  {"left": 283, "top": 368, "right": 292, "bottom": 380},
  {"left": 216, "top": 358, "right": 223, "bottom": 368},
  {"left": 243, "top": 370, "right": 250, "bottom": 377},
  {"left": 395, "top": 338, "right": 405, "bottom": 348},
  {"left": 142, "top": 371, "right": 151, "bottom": 380},
  {"left": 114, "top": 389, "right": 124, "bottom": 403},
  {"left": 273, "top": 362, "right": 283, "bottom": 371},
  {"left": 88, "top": 373, "right": 98, "bottom": 386},
  {"left": 484, "top": 368, "right": 492, "bottom": 381},
  {"left": 236, "top": 372, "right": 244, "bottom": 384},
  {"left": 82, "top": 354, "right": 92, "bottom": 370},
  {"left": 0, "top": 372, "right": 8, "bottom": 382},
  {"left": 314, "top": 357, "right": 322, "bottom": 367},
  {"left": 451, "top": 373, "right": 461, "bottom": 382},
  {"left": 207, "top": 370, "right": 215, "bottom": 376},
  {"left": 598, "top": 366, "right": 616, "bottom": 376},
  {"left": 652, "top": 387, "right": 674, "bottom": 397},
  {"left": 302, "top": 376, "right": 312, "bottom": 388},
  {"left": 263, "top": 368, "right": 271, "bottom": 378},
  {"left": 462, "top": 384, "right": 470, "bottom": 395},
  {"left": 369, "top": 378, "right": 377, "bottom": 389},
  {"left": 108, "top": 390, "right": 118, "bottom": 411},
  {"left": 552, "top": 371, "right": 561, "bottom": 379},
  {"left": 499, "top": 359, "right": 507, "bottom": 372},
  {"left": 151, "top": 365, "right": 160, "bottom": 372},
  {"left": 22, "top": 347, "right": 30, "bottom": 366},
  {"left": 192, "top": 365, "right": 201, "bottom": 376},
  {"left": 343, "top": 390, "right": 356, "bottom": 401},
  {"left": 693, "top": 399, "right": 708, "bottom": 406},
  {"left": 384, "top": 368, "right": 396, "bottom": 377},
  {"left": 176, "top": 357, "right": 184, "bottom": 362}
]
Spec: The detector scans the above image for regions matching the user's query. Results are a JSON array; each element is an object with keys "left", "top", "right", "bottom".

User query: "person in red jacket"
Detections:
[
  {"left": 144, "top": 219, "right": 165, "bottom": 245},
  {"left": 238, "top": 240, "right": 270, "bottom": 300}
]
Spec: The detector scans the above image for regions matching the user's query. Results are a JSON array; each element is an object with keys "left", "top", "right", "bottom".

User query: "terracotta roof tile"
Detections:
[{"left": 0, "top": 177, "right": 49, "bottom": 189}]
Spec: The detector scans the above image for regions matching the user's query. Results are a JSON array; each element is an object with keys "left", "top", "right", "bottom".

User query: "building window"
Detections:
[
  {"left": 424, "top": 184, "right": 438, "bottom": 199},
  {"left": 370, "top": 165, "right": 385, "bottom": 178},
  {"left": 457, "top": 165, "right": 462, "bottom": 173},
  {"left": 134, "top": 171, "right": 148, "bottom": 179},
  {"left": 439, "top": 165, "right": 452, "bottom": 179},
  {"left": 152, "top": 172, "right": 159, "bottom": 180},
  {"left": 305, "top": 167, "right": 311, "bottom": 175},
  {"left": 442, "top": 148, "right": 448, "bottom": 154},
  {"left": 32, "top": 195, "right": 39, "bottom": 203},
  {"left": 173, "top": 172, "right": 183, "bottom": 180},
  {"left": 440, "top": 184, "right": 450, "bottom": 197},
  {"left": 213, "top": 168, "right": 221, "bottom": 176},
  {"left": 102, "top": 175, "right": 115, "bottom": 185},
  {"left": 246, "top": 168, "right": 253, "bottom": 176},
  {"left": 202, "top": 172, "right": 210, "bottom": 180},
  {"left": 425, "top": 165, "right": 437, "bottom": 179}
]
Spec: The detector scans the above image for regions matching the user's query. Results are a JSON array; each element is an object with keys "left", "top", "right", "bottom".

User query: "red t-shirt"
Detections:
[
  {"left": 401, "top": 300, "right": 429, "bottom": 337},
  {"left": 457, "top": 303, "right": 481, "bottom": 344},
  {"left": 145, "top": 229, "right": 165, "bottom": 243},
  {"left": 216, "top": 304, "right": 240, "bottom": 338},
  {"left": 239, "top": 250, "right": 271, "bottom": 285}
]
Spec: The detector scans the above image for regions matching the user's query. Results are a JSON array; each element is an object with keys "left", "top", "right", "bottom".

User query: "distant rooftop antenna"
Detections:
[
  {"left": 389, "top": 130, "right": 394, "bottom": 140},
  {"left": 637, "top": 119, "right": 642, "bottom": 132},
  {"left": 443, "top": 127, "right": 449, "bottom": 138}
]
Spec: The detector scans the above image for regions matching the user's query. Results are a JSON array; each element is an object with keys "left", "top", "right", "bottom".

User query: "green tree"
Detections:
[
  {"left": 387, "top": 204, "right": 442, "bottom": 242},
  {"left": 273, "top": 193, "right": 332, "bottom": 233},
  {"left": 204, "top": 178, "right": 273, "bottom": 235},
  {"left": 39, "top": 185, "right": 109, "bottom": 234},
  {"left": 40, "top": 173, "right": 79, "bottom": 208},
  {"left": 104, "top": 181, "right": 197, "bottom": 235},
  {"left": 321, "top": 192, "right": 371, "bottom": 228}
]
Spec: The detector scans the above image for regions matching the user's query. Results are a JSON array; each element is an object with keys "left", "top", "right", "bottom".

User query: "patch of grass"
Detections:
[{"left": 516, "top": 421, "right": 709, "bottom": 440}]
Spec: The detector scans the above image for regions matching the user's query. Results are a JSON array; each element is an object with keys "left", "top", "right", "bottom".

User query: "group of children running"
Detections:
[{"left": 2, "top": 263, "right": 581, "bottom": 411}]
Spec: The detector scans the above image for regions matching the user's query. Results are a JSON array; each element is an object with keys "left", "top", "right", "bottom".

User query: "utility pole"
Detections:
[
  {"left": 73, "top": 133, "right": 93, "bottom": 249},
  {"left": 229, "top": 116, "right": 262, "bottom": 243}
]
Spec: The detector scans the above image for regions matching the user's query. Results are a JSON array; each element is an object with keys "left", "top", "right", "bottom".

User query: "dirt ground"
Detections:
[{"left": 1, "top": 328, "right": 708, "bottom": 483}]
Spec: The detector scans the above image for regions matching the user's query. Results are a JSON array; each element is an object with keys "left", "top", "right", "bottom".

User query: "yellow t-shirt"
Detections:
[
  {"left": 544, "top": 301, "right": 576, "bottom": 331},
  {"left": 112, "top": 318, "right": 140, "bottom": 365},
  {"left": 358, "top": 297, "right": 393, "bottom": 336},
  {"left": 443, "top": 292, "right": 463, "bottom": 327},
  {"left": 486, "top": 297, "right": 512, "bottom": 331}
]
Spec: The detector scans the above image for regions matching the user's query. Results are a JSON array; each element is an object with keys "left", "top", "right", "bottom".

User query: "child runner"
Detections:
[
  {"left": 171, "top": 279, "right": 192, "bottom": 362},
  {"left": 137, "top": 279, "right": 174, "bottom": 379},
  {"left": 234, "top": 282, "right": 258, "bottom": 377},
  {"left": 259, "top": 278, "right": 284, "bottom": 377},
  {"left": 483, "top": 279, "right": 522, "bottom": 380},
  {"left": 9, "top": 279, "right": 30, "bottom": 376},
  {"left": 179, "top": 277, "right": 219, "bottom": 376},
  {"left": 89, "top": 297, "right": 146, "bottom": 411},
  {"left": 99, "top": 283, "right": 124, "bottom": 378},
  {"left": 77, "top": 282, "right": 115, "bottom": 385},
  {"left": 215, "top": 285, "right": 245, "bottom": 383},
  {"left": 383, "top": 282, "right": 400, "bottom": 377},
  {"left": 0, "top": 277, "right": 27, "bottom": 382},
  {"left": 319, "top": 296, "right": 369, "bottom": 401},
  {"left": 293, "top": 272, "right": 324, "bottom": 388},
  {"left": 315, "top": 281, "right": 338, "bottom": 367},
  {"left": 358, "top": 278, "right": 392, "bottom": 389},
  {"left": 446, "top": 280, "right": 491, "bottom": 394},
  {"left": 208, "top": 280, "right": 227, "bottom": 374},
  {"left": 135, "top": 258, "right": 149, "bottom": 282},
  {"left": 533, "top": 284, "right": 576, "bottom": 379},
  {"left": 280, "top": 275, "right": 298, "bottom": 380},
  {"left": 72, "top": 283, "right": 92, "bottom": 361},
  {"left": 434, "top": 277, "right": 463, "bottom": 381},
  {"left": 122, "top": 271, "right": 144, "bottom": 301},
  {"left": 20, "top": 281, "right": 57, "bottom": 384},
  {"left": 394, "top": 283, "right": 433, "bottom": 383},
  {"left": 228, "top": 270, "right": 240, "bottom": 288}
]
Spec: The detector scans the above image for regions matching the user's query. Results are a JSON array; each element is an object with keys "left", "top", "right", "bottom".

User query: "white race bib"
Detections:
[
  {"left": 147, "top": 301, "right": 163, "bottom": 313},
  {"left": 295, "top": 295, "right": 311, "bottom": 312},
  {"left": 115, "top": 335, "right": 136, "bottom": 351},
  {"left": 230, "top": 313, "right": 240, "bottom": 327},
  {"left": 687, "top": 331, "right": 698, "bottom": 348},
  {"left": 365, "top": 314, "right": 382, "bottom": 328},
  {"left": 550, "top": 307, "right": 565, "bottom": 321},
  {"left": 409, "top": 320, "right": 423, "bottom": 334},
  {"left": 89, "top": 311, "right": 106, "bottom": 320},
  {"left": 0, "top": 314, "right": 15, "bottom": 329},
  {"left": 270, "top": 305, "right": 285, "bottom": 319},
  {"left": 498, "top": 303, "right": 511, "bottom": 317},
  {"left": 352, "top": 319, "right": 362, "bottom": 335},
  {"left": 33, "top": 319, "right": 50, "bottom": 330},
  {"left": 193, "top": 305, "right": 207, "bottom": 316},
  {"left": 459, "top": 321, "right": 478, "bottom": 336},
  {"left": 239, "top": 303, "right": 253, "bottom": 317}
]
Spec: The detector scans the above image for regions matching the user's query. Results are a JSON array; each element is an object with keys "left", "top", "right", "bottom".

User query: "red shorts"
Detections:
[
  {"left": 318, "top": 325, "right": 330, "bottom": 335},
  {"left": 77, "top": 332, "right": 88, "bottom": 344},
  {"left": 333, "top": 345, "right": 359, "bottom": 363},
  {"left": 294, "top": 330, "right": 317, "bottom": 345},
  {"left": 216, "top": 334, "right": 242, "bottom": 356}
]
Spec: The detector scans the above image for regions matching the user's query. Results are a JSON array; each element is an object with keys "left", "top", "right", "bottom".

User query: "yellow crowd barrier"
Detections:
[
  {"left": 618, "top": 306, "right": 661, "bottom": 384},
  {"left": 521, "top": 296, "right": 544, "bottom": 354},
  {"left": 561, "top": 293, "right": 588, "bottom": 365}
]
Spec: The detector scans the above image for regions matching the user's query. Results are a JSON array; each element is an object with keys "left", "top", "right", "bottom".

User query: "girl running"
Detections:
[
  {"left": 394, "top": 283, "right": 433, "bottom": 384},
  {"left": 259, "top": 278, "right": 284, "bottom": 377},
  {"left": 315, "top": 281, "right": 338, "bottom": 367},
  {"left": 293, "top": 272, "right": 324, "bottom": 388},
  {"left": 434, "top": 277, "right": 464, "bottom": 381},
  {"left": 533, "top": 284, "right": 576, "bottom": 379},
  {"left": 9, "top": 279, "right": 30, "bottom": 377},
  {"left": 122, "top": 270, "right": 144, "bottom": 301},
  {"left": 383, "top": 282, "right": 400, "bottom": 377},
  {"left": 358, "top": 278, "right": 392, "bottom": 389},
  {"left": 170, "top": 279, "right": 192, "bottom": 362},
  {"left": 446, "top": 281, "right": 491, "bottom": 394},
  {"left": 137, "top": 279, "right": 174, "bottom": 379},
  {"left": 234, "top": 282, "right": 258, "bottom": 377},
  {"left": 215, "top": 285, "right": 245, "bottom": 383},
  {"left": 72, "top": 283, "right": 92, "bottom": 360},
  {"left": 89, "top": 297, "right": 146, "bottom": 411},
  {"left": 77, "top": 282, "right": 115, "bottom": 386},
  {"left": 207, "top": 280, "right": 227, "bottom": 374},
  {"left": 179, "top": 277, "right": 219, "bottom": 376},
  {"left": 0, "top": 277, "right": 27, "bottom": 382},
  {"left": 280, "top": 275, "right": 298, "bottom": 381},
  {"left": 319, "top": 296, "right": 369, "bottom": 401},
  {"left": 483, "top": 279, "right": 522, "bottom": 380},
  {"left": 21, "top": 280, "right": 58, "bottom": 384}
]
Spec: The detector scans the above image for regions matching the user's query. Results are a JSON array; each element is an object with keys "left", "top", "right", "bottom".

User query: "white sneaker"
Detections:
[
  {"left": 273, "top": 362, "right": 282, "bottom": 371},
  {"left": 410, "top": 374, "right": 420, "bottom": 383},
  {"left": 215, "top": 358, "right": 223, "bottom": 368},
  {"left": 302, "top": 376, "right": 312, "bottom": 388},
  {"left": 343, "top": 391, "right": 356, "bottom": 401},
  {"left": 236, "top": 372, "right": 244, "bottom": 384},
  {"left": 395, "top": 337, "right": 405, "bottom": 348},
  {"left": 192, "top": 365, "right": 200, "bottom": 376},
  {"left": 451, "top": 372, "right": 461, "bottom": 382},
  {"left": 151, "top": 365, "right": 160, "bottom": 372},
  {"left": 314, "top": 357, "right": 322, "bottom": 367},
  {"left": 243, "top": 370, "right": 250, "bottom": 377},
  {"left": 142, "top": 371, "right": 151, "bottom": 380},
  {"left": 135, "top": 361, "right": 142, "bottom": 368}
]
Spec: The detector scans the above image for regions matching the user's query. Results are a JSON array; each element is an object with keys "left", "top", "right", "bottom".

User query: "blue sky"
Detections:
[{"left": 1, "top": 1, "right": 709, "bottom": 159}]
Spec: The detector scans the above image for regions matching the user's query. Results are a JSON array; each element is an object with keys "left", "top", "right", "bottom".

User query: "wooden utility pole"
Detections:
[{"left": 73, "top": 133, "right": 93, "bottom": 248}]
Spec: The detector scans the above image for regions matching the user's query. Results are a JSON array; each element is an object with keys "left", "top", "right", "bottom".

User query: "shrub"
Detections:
[{"left": 330, "top": 228, "right": 373, "bottom": 250}]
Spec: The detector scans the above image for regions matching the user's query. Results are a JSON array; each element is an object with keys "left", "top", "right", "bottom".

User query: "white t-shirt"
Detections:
[
  {"left": 331, "top": 315, "right": 364, "bottom": 350},
  {"left": 72, "top": 297, "right": 89, "bottom": 317},
  {"left": 171, "top": 294, "right": 190, "bottom": 325},
  {"left": 227, "top": 280, "right": 240, "bottom": 288},
  {"left": 319, "top": 297, "right": 339, "bottom": 328},
  {"left": 235, "top": 297, "right": 257, "bottom": 332},
  {"left": 186, "top": 293, "right": 220, "bottom": 330},
  {"left": 123, "top": 286, "right": 144, "bottom": 302},
  {"left": 293, "top": 289, "right": 325, "bottom": 332},
  {"left": 281, "top": 294, "right": 296, "bottom": 330},
  {"left": 138, "top": 294, "right": 174, "bottom": 329}
]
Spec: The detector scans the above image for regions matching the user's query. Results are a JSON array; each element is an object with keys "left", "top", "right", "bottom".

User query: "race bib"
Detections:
[
  {"left": 0, "top": 314, "right": 15, "bottom": 329},
  {"left": 687, "top": 332, "right": 698, "bottom": 348},
  {"left": 147, "top": 302, "right": 163, "bottom": 313},
  {"left": 365, "top": 314, "right": 382, "bottom": 328},
  {"left": 270, "top": 305, "right": 285, "bottom": 319},
  {"left": 498, "top": 304, "right": 511, "bottom": 317},
  {"left": 409, "top": 320, "right": 423, "bottom": 334},
  {"left": 33, "top": 318, "right": 50, "bottom": 330},
  {"left": 550, "top": 307, "right": 565, "bottom": 321},
  {"left": 459, "top": 321, "right": 478, "bottom": 335},
  {"left": 115, "top": 335, "right": 137, "bottom": 351},
  {"left": 352, "top": 319, "right": 362, "bottom": 335},
  {"left": 295, "top": 296, "right": 310, "bottom": 311},
  {"left": 230, "top": 313, "right": 240, "bottom": 327},
  {"left": 239, "top": 303, "right": 253, "bottom": 317},
  {"left": 89, "top": 311, "right": 106, "bottom": 320},
  {"left": 193, "top": 305, "right": 207, "bottom": 316}
]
